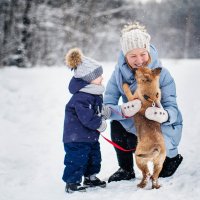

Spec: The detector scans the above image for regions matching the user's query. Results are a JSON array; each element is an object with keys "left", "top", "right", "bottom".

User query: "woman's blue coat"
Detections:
[{"left": 103, "top": 45, "right": 183, "bottom": 157}]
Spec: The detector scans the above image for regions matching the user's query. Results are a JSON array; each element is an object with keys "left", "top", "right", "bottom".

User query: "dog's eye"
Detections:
[
  {"left": 146, "top": 78, "right": 152, "bottom": 82},
  {"left": 142, "top": 78, "right": 152, "bottom": 83}
]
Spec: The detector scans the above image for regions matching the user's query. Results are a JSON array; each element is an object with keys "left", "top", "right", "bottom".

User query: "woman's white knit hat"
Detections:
[
  {"left": 120, "top": 22, "right": 151, "bottom": 55},
  {"left": 65, "top": 48, "right": 103, "bottom": 83}
]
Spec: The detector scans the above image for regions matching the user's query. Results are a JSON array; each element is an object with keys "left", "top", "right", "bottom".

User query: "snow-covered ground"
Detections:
[{"left": 0, "top": 59, "right": 200, "bottom": 200}]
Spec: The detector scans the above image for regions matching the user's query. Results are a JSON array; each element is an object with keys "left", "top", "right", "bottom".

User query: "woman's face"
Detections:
[{"left": 126, "top": 48, "right": 150, "bottom": 69}]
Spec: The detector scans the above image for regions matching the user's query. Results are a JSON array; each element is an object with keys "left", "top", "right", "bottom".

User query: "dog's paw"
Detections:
[
  {"left": 137, "top": 181, "right": 147, "bottom": 188},
  {"left": 152, "top": 184, "right": 161, "bottom": 189}
]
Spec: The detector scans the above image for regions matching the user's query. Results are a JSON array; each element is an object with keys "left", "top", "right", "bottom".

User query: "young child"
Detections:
[{"left": 62, "top": 48, "right": 111, "bottom": 193}]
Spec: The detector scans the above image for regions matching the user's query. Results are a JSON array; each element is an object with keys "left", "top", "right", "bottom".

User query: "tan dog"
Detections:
[{"left": 123, "top": 67, "right": 166, "bottom": 189}]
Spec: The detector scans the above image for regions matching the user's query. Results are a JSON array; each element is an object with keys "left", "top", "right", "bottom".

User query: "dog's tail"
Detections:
[{"left": 136, "top": 144, "right": 161, "bottom": 158}]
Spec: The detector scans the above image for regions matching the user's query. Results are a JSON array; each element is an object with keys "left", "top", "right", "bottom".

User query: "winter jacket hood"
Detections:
[
  {"left": 103, "top": 44, "right": 183, "bottom": 158},
  {"left": 116, "top": 44, "right": 161, "bottom": 94},
  {"left": 68, "top": 77, "right": 89, "bottom": 94}
]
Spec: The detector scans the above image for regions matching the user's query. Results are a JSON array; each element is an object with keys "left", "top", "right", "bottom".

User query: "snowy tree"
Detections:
[{"left": 0, "top": 0, "right": 199, "bottom": 67}]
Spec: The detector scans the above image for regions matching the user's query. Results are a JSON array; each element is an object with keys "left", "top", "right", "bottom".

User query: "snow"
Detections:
[{"left": 0, "top": 59, "right": 200, "bottom": 200}]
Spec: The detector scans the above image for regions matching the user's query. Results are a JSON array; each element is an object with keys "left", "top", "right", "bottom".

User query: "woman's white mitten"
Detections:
[
  {"left": 121, "top": 99, "right": 142, "bottom": 117},
  {"left": 145, "top": 107, "right": 168, "bottom": 123}
]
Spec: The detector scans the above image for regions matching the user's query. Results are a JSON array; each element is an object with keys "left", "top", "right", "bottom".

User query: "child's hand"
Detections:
[
  {"left": 97, "top": 119, "right": 107, "bottom": 132},
  {"left": 101, "top": 105, "right": 111, "bottom": 120}
]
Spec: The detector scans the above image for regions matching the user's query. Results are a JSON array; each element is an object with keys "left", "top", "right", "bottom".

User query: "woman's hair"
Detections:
[{"left": 147, "top": 53, "right": 152, "bottom": 65}]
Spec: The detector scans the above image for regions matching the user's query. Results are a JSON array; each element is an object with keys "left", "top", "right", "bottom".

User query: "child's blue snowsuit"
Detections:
[{"left": 62, "top": 77, "right": 103, "bottom": 184}]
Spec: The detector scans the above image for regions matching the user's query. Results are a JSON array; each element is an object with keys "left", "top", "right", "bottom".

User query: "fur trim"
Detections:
[{"left": 65, "top": 48, "right": 82, "bottom": 69}]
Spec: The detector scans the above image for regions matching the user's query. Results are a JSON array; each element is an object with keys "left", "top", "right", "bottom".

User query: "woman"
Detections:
[{"left": 103, "top": 22, "right": 183, "bottom": 183}]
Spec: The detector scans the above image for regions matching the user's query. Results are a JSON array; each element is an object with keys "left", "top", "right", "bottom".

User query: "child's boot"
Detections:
[
  {"left": 65, "top": 183, "right": 87, "bottom": 193},
  {"left": 83, "top": 175, "right": 106, "bottom": 188}
]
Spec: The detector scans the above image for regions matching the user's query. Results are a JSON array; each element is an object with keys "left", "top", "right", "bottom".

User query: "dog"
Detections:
[{"left": 123, "top": 67, "right": 166, "bottom": 189}]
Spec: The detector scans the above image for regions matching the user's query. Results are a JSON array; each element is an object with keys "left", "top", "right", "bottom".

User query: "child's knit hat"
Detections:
[
  {"left": 120, "top": 21, "right": 151, "bottom": 55},
  {"left": 65, "top": 48, "right": 103, "bottom": 83}
]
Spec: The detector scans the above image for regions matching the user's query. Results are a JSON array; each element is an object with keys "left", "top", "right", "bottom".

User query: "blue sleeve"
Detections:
[
  {"left": 160, "top": 68, "right": 179, "bottom": 125},
  {"left": 75, "top": 98, "right": 102, "bottom": 130},
  {"left": 103, "top": 71, "right": 127, "bottom": 121}
]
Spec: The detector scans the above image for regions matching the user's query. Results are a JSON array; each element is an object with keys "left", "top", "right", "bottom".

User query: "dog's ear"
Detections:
[
  {"left": 152, "top": 67, "right": 162, "bottom": 76},
  {"left": 134, "top": 68, "right": 143, "bottom": 78}
]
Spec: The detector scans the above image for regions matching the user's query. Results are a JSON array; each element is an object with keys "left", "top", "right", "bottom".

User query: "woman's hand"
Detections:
[
  {"left": 145, "top": 107, "right": 169, "bottom": 123},
  {"left": 121, "top": 99, "right": 142, "bottom": 117}
]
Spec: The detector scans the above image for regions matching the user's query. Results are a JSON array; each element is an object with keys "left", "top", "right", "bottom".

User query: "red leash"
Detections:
[
  {"left": 99, "top": 132, "right": 136, "bottom": 152},
  {"left": 98, "top": 107, "right": 136, "bottom": 152}
]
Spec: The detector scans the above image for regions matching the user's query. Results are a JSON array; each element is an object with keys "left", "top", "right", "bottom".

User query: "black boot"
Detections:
[
  {"left": 159, "top": 154, "right": 183, "bottom": 178},
  {"left": 108, "top": 168, "right": 135, "bottom": 183},
  {"left": 65, "top": 183, "right": 87, "bottom": 193},
  {"left": 83, "top": 176, "right": 106, "bottom": 188}
]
